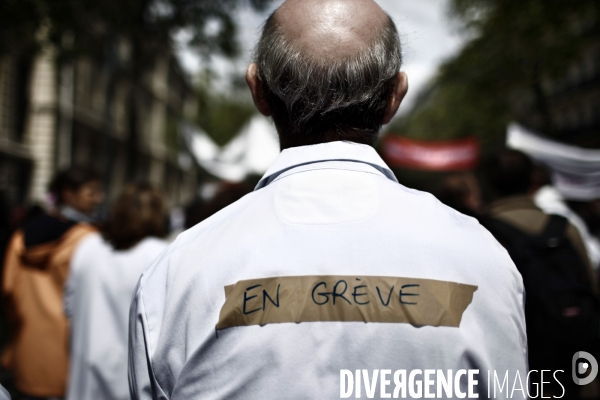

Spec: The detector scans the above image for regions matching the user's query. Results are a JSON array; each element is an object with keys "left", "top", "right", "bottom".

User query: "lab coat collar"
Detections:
[{"left": 255, "top": 141, "right": 398, "bottom": 190}]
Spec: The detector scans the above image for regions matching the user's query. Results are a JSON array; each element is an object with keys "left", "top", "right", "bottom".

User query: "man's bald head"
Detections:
[
  {"left": 249, "top": 0, "right": 407, "bottom": 149},
  {"left": 274, "top": 0, "right": 389, "bottom": 60}
]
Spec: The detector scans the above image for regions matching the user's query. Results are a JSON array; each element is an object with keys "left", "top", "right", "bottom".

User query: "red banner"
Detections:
[{"left": 381, "top": 136, "right": 479, "bottom": 171}]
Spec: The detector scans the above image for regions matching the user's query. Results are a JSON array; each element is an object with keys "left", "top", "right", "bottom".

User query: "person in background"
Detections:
[
  {"left": 48, "top": 169, "right": 103, "bottom": 224},
  {"left": 184, "top": 182, "right": 254, "bottom": 229},
  {"left": 1, "top": 167, "right": 103, "bottom": 400},
  {"left": 482, "top": 149, "right": 600, "bottom": 399},
  {"left": 527, "top": 164, "right": 600, "bottom": 271},
  {"left": 435, "top": 172, "right": 482, "bottom": 217},
  {"left": 535, "top": 184, "right": 600, "bottom": 270},
  {"left": 0, "top": 384, "right": 10, "bottom": 400},
  {"left": 570, "top": 199, "right": 600, "bottom": 239},
  {"left": 65, "top": 183, "right": 168, "bottom": 400}
]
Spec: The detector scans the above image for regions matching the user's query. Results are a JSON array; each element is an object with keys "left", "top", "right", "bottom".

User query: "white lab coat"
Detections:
[
  {"left": 129, "top": 141, "right": 528, "bottom": 399},
  {"left": 0, "top": 385, "right": 9, "bottom": 400},
  {"left": 65, "top": 233, "right": 168, "bottom": 400}
]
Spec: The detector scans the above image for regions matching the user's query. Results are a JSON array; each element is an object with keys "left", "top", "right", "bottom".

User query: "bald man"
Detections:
[{"left": 128, "top": 1, "right": 528, "bottom": 399}]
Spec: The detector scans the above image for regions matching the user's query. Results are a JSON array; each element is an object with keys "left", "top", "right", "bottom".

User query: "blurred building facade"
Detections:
[{"left": 0, "top": 41, "right": 199, "bottom": 212}]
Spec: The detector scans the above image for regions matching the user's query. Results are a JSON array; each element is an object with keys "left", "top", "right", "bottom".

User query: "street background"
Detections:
[{"left": 1, "top": 0, "right": 600, "bottom": 397}]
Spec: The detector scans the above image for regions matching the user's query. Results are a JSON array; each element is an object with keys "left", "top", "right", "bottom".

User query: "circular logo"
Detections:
[{"left": 572, "top": 351, "right": 598, "bottom": 385}]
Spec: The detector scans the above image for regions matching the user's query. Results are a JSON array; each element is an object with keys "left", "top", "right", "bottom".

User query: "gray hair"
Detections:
[{"left": 255, "top": 12, "right": 402, "bottom": 147}]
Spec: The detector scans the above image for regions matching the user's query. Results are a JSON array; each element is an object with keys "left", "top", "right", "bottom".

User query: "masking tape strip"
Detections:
[{"left": 217, "top": 275, "right": 477, "bottom": 330}]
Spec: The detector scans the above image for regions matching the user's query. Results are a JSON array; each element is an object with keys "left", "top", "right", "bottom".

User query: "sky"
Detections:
[{"left": 176, "top": 0, "right": 465, "bottom": 113}]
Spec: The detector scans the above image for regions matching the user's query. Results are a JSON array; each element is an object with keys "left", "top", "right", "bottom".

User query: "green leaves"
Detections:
[
  {"left": 392, "top": 0, "right": 598, "bottom": 149},
  {"left": 1, "top": 0, "right": 273, "bottom": 62},
  {"left": 195, "top": 75, "right": 256, "bottom": 146}
]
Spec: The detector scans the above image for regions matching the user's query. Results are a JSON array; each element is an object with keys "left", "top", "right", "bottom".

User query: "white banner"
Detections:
[
  {"left": 506, "top": 123, "right": 600, "bottom": 200},
  {"left": 181, "top": 115, "right": 280, "bottom": 182}
]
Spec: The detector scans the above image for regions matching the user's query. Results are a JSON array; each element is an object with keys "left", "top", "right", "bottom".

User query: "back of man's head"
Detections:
[
  {"left": 251, "top": 0, "right": 404, "bottom": 149},
  {"left": 486, "top": 149, "right": 534, "bottom": 199}
]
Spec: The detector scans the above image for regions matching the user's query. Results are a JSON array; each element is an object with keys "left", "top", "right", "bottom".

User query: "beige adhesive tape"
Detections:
[{"left": 217, "top": 275, "right": 477, "bottom": 330}]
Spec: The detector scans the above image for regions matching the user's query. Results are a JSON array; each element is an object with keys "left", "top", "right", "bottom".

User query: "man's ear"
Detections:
[
  {"left": 382, "top": 72, "right": 408, "bottom": 125},
  {"left": 246, "top": 63, "right": 271, "bottom": 117}
]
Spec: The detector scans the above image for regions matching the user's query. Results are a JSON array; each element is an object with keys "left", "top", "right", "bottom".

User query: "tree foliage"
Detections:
[
  {"left": 195, "top": 70, "right": 257, "bottom": 146},
  {"left": 0, "top": 0, "right": 272, "bottom": 61},
  {"left": 390, "top": 0, "right": 599, "bottom": 148}
]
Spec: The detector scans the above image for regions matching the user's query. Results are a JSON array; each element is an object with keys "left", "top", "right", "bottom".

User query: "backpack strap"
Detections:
[
  {"left": 479, "top": 216, "right": 531, "bottom": 250},
  {"left": 540, "top": 215, "right": 569, "bottom": 245}
]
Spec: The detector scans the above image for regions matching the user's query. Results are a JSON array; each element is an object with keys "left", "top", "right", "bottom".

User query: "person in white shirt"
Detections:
[
  {"left": 535, "top": 184, "right": 600, "bottom": 269},
  {"left": 66, "top": 183, "right": 169, "bottom": 400},
  {"left": 0, "top": 385, "right": 9, "bottom": 400},
  {"left": 129, "top": 1, "right": 528, "bottom": 399}
]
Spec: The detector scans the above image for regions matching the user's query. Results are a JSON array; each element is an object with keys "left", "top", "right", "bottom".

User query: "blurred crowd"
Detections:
[
  {"left": 0, "top": 168, "right": 255, "bottom": 399},
  {"left": 437, "top": 150, "right": 600, "bottom": 398},
  {"left": 0, "top": 147, "right": 599, "bottom": 399}
]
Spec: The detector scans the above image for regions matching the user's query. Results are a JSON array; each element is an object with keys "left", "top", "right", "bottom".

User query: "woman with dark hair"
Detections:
[
  {"left": 48, "top": 168, "right": 104, "bottom": 223},
  {"left": 64, "top": 183, "right": 168, "bottom": 400},
  {"left": 2, "top": 167, "right": 102, "bottom": 400}
]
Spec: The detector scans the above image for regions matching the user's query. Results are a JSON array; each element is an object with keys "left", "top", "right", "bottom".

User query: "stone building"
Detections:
[{"left": 0, "top": 41, "right": 199, "bottom": 213}]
